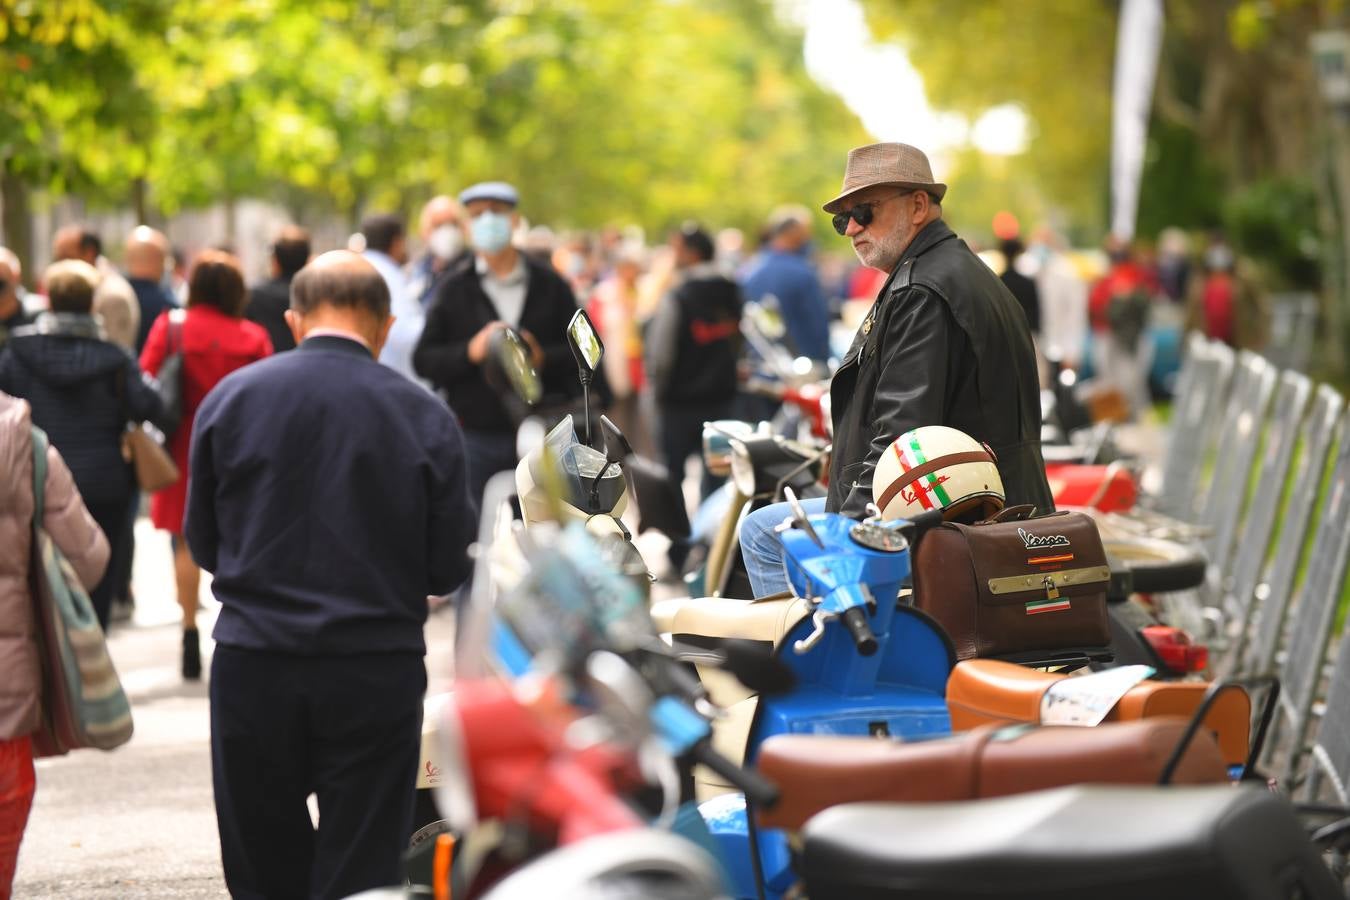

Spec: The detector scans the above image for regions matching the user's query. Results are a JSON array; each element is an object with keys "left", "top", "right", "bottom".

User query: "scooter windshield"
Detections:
[
  {"left": 538, "top": 415, "right": 627, "bottom": 514},
  {"left": 496, "top": 523, "right": 653, "bottom": 675}
]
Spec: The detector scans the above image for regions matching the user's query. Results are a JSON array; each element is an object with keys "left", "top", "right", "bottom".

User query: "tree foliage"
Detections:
[
  {"left": 0, "top": 0, "right": 870, "bottom": 254},
  {"left": 858, "top": 0, "right": 1117, "bottom": 230}
]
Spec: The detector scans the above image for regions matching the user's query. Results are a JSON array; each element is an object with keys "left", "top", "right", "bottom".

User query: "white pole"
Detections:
[{"left": 1110, "top": 0, "right": 1165, "bottom": 241}]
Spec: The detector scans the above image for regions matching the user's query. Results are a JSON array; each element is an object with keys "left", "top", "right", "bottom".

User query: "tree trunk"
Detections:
[
  {"left": 1, "top": 162, "right": 34, "bottom": 290},
  {"left": 132, "top": 177, "right": 149, "bottom": 225},
  {"left": 223, "top": 194, "right": 237, "bottom": 244}
]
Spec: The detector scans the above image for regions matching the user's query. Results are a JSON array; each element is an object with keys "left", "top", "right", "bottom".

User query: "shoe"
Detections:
[{"left": 182, "top": 628, "right": 201, "bottom": 681}]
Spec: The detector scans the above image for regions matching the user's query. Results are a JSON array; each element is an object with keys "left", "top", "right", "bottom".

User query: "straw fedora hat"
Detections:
[{"left": 822, "top": 142, "right": 948, "bottom": 214}]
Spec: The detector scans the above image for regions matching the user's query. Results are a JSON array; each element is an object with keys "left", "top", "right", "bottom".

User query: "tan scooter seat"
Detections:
[
  {"left": 947, "top": 659, "right": 1251, "bottom": 768},
  {"left": 652, "top": 593, "right": 810, "bottom": 711},
  {"left": 652, "top": 593, "right": 811, "bottom": 800}
]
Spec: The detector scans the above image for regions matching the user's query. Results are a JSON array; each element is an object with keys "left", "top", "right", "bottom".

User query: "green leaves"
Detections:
[{"left": 1, "top": 0, "right": 868, "bottom": 234}]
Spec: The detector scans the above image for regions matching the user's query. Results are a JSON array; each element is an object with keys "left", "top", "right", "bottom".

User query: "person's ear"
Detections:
[
  {"left": 370, "top": 314, "right": 396, "bottom": 359},
  {"left": 284, "top": 309, "right": 304, "bottom": 345},
  {"left": 911, "top": 191, "right": 930, "bottom": 225}
]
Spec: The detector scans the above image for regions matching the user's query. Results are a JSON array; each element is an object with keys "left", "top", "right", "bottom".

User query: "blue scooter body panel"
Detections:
[{"left": 706, "top": 511, "right": 956, "bottom": 898}]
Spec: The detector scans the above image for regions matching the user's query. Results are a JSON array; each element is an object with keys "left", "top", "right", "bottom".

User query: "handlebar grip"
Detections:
[
  {"left": 841, "top": 606, "right": 879, "bottom": 657},
  {"left": 690, "top": 741, "right": 780, "bottom": 809},
  {"left": 906, "top": 508, "right": 946, "bottom": 535}
]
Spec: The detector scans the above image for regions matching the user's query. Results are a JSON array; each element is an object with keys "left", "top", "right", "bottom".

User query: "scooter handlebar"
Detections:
[
  {"left": 840, "top": 606, "right": 878, "bottom": 657},
  {"left": 690, "top": 741, "right": 780, "bottom": 810}
]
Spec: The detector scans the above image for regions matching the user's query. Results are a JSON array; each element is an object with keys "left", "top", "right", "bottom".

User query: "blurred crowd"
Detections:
[{"left": 0, "top": 195, "right": 1274, "bottom": 661}]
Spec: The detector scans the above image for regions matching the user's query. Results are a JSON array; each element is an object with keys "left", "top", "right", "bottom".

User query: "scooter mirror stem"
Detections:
[
  {"left": 579, "top": 372, "right": 593, "bottom": 446},
  {"left": 587, "top": 461, "right": 617, "bottom": 511}
]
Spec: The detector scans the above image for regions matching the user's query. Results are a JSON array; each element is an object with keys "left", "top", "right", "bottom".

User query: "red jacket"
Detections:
[
  {"left": 1088, "top": 261, "right": 1156, "bottom": 333},
  {"left": 140, "top": 305, "right": 271, "bottom": 533}
]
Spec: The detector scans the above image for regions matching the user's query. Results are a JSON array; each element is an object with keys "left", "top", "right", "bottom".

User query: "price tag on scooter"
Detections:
[{"left": 1038, "top": 665, "right": 1156, "bottom": 727}]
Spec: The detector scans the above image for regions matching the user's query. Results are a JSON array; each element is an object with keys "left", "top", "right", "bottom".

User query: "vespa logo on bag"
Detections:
[{"left": 1018, "top": 527, "right": 1071, "bottom": 552}]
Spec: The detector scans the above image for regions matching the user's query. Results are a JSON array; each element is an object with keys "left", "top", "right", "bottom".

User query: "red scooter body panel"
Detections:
[
  {"left": 451, "top": 677, "right": 643, "bottom": 844},
  {"left": 1045, "top": 463, "right": 1137, "bottom": 512}
]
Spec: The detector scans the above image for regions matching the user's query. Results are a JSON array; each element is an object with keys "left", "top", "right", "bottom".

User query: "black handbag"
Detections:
[{"left": 155, "top": 309, "right": 187, "bottom": 438}]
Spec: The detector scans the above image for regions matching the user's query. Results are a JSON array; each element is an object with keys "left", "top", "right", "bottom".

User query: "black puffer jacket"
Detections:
[
  {"left": 827, "top": 220, "right": 1053, "bottom": 518},
  {"left": 0, "top": 314, "right": 164, "bottom": 505}
]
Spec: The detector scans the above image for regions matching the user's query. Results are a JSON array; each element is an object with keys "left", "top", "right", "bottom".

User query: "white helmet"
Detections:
[{"left": 872, "top": 426, "right": 1004, "bottom": 522}]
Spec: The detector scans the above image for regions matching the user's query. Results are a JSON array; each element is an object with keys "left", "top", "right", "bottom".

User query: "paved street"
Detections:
[{"left": 12, "top": 518, "right": 459, "bottom": 899}]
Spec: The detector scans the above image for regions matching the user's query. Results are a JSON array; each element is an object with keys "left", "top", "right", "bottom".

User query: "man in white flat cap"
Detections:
[
  {"left": 740, "top": 142, "right": 1052, "bottom": 597},
  {"left": 413, "top": 181, "right": 582, "bottom": 506}
]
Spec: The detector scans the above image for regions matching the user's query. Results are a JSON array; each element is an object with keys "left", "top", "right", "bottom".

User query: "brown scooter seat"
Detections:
[
  {"left": 757, "top": 720, "right": 1226, "bottom": 832},
  {"left": 946, "top": 659, "right": 1250, "bottom": 767}
]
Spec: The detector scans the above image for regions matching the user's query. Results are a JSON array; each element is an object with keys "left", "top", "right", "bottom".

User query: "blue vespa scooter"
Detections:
[{"left": 668, "top": 489, "right": 955, "bottom": 899}]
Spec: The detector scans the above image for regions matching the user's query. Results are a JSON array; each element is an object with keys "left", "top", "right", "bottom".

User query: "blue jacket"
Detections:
[
  {"left": 0, "top": 314, "right": 163, "bottom": 505},
  {"left": 185, "top": 334, "right": 476, "bottom": 655},
  {"left": 741, "top": 249, "right": 830, "bottom": 362}
]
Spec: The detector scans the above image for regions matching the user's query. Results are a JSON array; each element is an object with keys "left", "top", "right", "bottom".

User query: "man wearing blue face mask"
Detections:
[{"left": 413, "top": 181, "right": 583, "bottom": 505}]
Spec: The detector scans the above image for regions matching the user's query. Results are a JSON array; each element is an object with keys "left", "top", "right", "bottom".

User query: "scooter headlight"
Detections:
[{"left": 729, "top": 439, "right": 757, "bottom": 496}]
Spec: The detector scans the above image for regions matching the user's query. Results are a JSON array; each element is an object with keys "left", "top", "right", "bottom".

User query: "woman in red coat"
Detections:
[{"left": 140, "top": 250, "right": 272, "bottom": 679}]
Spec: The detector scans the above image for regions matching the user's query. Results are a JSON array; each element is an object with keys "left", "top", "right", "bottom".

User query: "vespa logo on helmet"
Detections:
[{"left": 1018, "top": 527, "right": 1071, "bottom": 551}]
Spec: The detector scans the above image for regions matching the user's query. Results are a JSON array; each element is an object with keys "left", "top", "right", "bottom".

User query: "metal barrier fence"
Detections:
[{"left": 1216, "top": 371, "right": 1313, "bottom": 671}]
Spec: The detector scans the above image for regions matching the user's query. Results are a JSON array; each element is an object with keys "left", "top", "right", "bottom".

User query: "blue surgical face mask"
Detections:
[{"left": 470, "top": 212, "right": 513, "bottom": 253}]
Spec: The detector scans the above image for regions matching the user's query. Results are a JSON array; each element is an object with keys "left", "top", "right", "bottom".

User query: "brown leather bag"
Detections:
[{"left": 911, "top": 505, "right": 1111, "bottom": 659}]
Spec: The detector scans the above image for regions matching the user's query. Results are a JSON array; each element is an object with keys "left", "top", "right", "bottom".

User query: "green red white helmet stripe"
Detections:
[{"left": 904, "top": 433, "right": 954, "bottom": 509}]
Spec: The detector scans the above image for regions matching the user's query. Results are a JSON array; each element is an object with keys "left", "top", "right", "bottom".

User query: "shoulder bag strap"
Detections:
[
  {"left": 979, "top": 503, "right": 1038, "bottom": 524},
  {"left": 30, "top": 425, "right": 48, "bottom": 525},
  {"left": 168, "top": 307, "right": 185, "bottom": 354}
]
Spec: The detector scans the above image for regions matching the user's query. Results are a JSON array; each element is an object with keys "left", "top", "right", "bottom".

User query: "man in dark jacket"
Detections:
[
  {"left": 0, "top": 260, "right": 163, "bottom": 627},
  {"left": 186, "top": 250, "right": 475, "bottom": 900},
  {"left": 740, "top": 142, "right": 1052, "bottom": 597},
  {"left": 244, "top": 225, "right": 309, "bottom": 353},
  {"left": 645, "top": 223, "right": 743, "bottom": 505},
  {"left": 413, "top": 181, "right": 581, "bottom": 506},
  {"left": 125, "top": 226, "right": 177, "bottom": 353},
  {"left": 999, "top": 237, "right": 1041, "bottom": 336}
]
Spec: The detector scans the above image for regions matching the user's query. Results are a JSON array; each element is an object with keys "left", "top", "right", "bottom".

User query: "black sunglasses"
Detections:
[{"left": 831, "top": 190, "right": 914, "bottom": 236}]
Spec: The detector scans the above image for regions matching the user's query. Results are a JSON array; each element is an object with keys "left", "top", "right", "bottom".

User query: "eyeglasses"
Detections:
[{"left": 831, "top": 191, "right": 914, "bottom": 236}]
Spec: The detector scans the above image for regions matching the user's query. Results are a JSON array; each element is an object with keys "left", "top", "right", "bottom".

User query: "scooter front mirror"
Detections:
[
  {"left": 584, "top": 649, "right": 654, "bottom": 741},
  {"left": 566, "top": 308, "right": 604, "bottom": 376},
  {"left": 599, "top": 414, "right": 634, "bottom": 466},
  {"left": 486, "top": 327, "right": 542, "bottom": 408}
]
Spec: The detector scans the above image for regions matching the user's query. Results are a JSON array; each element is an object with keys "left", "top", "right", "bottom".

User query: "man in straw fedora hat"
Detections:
[{"left": 739, "top": 142, "right": 1053, "bottom": 597}]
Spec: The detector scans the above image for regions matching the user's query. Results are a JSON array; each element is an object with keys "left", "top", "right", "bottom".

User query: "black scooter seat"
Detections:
[{"left": 801, "top": 784, "right": 1341, "bottom": 900}]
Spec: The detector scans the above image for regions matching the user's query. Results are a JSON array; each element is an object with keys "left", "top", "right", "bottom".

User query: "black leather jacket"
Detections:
[{"left": 826, "top": 219, "right": 1053, "bottom": 518}]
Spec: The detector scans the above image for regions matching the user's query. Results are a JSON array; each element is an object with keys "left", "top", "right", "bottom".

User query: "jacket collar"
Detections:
[
  {"left": 299, "top": 333, "right": 373, "bottom": 359},
  {"left": 864, "top": 219, "right": 958, "bottom": 304},
  {"left": 27, "top": 311, "right": 104, "bottom": 340},
  {"left": 897, "top": 218, "right": 957, "bottom": 267}
]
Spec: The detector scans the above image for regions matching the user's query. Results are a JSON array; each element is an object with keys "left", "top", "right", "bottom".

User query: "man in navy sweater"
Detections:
[{"left": 186, "top": 250, "right": 475, "bottom": 899}]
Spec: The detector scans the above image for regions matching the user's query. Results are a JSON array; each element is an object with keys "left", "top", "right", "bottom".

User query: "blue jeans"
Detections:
[{"left": 739, "top": 496, "right": 827, "bottom": 597}]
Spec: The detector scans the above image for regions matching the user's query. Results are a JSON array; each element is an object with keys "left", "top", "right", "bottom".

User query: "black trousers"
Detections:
[
  {"left": 83, "top": 494, "right": 131, "bottom": 632},
  {"left": 209, "top": 645, "right": 426, "bottom": 900},
  {"left": 657, "top": 401, "right": 732, "bottom": 504}
]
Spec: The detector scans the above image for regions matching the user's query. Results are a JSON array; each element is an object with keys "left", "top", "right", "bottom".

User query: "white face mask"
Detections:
[{"left": 428, "top": 224, "right": 464, "bottom": 261}]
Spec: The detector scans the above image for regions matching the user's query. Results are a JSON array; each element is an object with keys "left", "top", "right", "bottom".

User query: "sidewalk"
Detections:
[{"left": 13, "top": 519, "right": 457, "bottom": 899}]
